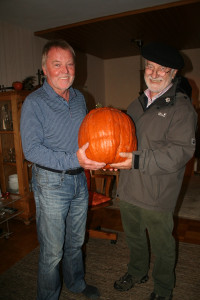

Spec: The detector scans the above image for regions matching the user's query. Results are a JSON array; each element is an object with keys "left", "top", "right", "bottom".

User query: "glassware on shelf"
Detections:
[
  {"left": 0, "top": 104, "right": 12, "bottom": 130},
  {"left": 8, "top": 148, "right": 16, "bottom": 163},
  {"left": 3, "top": 148, "right": 16, "bottom": 163},
  {"left": 8, "top": 174, "right": 19, "bottom": 193}
]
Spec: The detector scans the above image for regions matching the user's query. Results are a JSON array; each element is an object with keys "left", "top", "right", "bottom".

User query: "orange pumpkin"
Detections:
[{"left": 78, "top": 107, "right": 137, "bottom": 168}]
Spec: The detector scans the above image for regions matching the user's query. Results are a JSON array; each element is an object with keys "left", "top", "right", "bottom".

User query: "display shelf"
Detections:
[
  {"left": 2, "top": 162, "right": 16, "bottom": 166},
  {"left": 0, "top": 194, "right": 23, "bottom": 238},
  {"left": 0, "top": 209, "right": 23, "bottom": 225},
  {"left": 0, "top": 91, "right": 35, "bottom": 224},
  {"left": 0, "top": 131, "right": 14, "bottom": 134}
]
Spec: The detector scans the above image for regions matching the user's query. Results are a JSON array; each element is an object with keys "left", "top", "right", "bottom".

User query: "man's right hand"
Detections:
[{"left": 77, "top": 142, "right": 106, "bottom": 170}]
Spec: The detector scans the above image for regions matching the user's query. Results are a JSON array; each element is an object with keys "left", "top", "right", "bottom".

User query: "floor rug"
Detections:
[{"left": 0, "top": 232, "right": 200, "bottom": 300}]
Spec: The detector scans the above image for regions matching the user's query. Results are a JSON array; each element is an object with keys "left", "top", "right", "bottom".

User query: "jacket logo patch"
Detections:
[
  {"left": 165, "top": 97, "right": 171, "bottom": 103},
  {"left": 191, "top": 138, "right": 196, "bottom": 145},
  {"left": 158, "top": 112, "right": 167, "bottom": 117}
]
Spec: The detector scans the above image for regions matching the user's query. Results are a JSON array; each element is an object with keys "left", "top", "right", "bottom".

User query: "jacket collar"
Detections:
[{"left": 139, "top": 78, "right": 178, "bottom": 111}]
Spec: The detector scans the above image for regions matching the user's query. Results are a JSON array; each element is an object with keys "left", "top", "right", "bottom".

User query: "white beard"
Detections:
[{"left": 144, "top": 72, "right": 174, "bottom": 94}]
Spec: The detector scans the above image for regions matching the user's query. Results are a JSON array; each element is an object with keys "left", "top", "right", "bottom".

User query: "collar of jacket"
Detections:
[{"left": 139, "top": 78, "right": 179, "bottom": 111}]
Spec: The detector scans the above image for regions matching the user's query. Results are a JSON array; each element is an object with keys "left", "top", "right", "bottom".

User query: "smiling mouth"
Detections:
[{"left": 150, "top": 79, "right": 163, "bottom": 83}]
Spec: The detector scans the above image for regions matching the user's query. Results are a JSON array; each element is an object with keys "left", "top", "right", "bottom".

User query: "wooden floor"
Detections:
[{"left": 0, "top": 207, "right": 200, "bottom": 275}]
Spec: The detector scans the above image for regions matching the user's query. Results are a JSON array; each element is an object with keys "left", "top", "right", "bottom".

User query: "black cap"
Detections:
[{"left": 141, "top": 42, "right": 184, "bottom": 69}]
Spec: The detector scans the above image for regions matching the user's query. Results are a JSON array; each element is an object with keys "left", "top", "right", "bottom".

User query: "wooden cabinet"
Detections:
[{"left": 0, "top": 91, "right": 35, "bottom": 224}]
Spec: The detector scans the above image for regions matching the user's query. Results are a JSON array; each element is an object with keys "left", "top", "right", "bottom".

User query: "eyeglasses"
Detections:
[{"left": 145, "top": 64, "right": 171, "bottom": 77}]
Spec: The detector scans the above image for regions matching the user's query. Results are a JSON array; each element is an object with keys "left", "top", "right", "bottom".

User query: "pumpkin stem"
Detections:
[{"left": 95, "top": 102, "right": 103, "bottom": 108}]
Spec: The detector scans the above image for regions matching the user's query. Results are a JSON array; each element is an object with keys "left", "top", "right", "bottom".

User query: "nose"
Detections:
[
  {"left": 62, "top": 65, "right": 69, "bottom": 73},
  {"left": 151, "top": 69, "right": 158, "bottom": 78}
]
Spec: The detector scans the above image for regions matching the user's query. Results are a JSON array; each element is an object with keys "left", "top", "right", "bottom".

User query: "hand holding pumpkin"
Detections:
[
  {"left": 109, "top": 152, "right": 133, "bottom": 170},
  {"left": 77, "top": 142, "right": 106, "bottom": 170}
]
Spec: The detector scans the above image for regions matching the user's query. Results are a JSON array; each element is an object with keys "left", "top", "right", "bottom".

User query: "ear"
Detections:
[
  {"left": 42, "top": 66, "right": 47, "bottom": 76},
  {"left": 172, "top": 69, "right": 178, "bottom": 79}
]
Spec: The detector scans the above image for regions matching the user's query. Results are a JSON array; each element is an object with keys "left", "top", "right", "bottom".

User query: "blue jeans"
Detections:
[{"left": 32, "top": 165, "right": 88, "bottom": 300}]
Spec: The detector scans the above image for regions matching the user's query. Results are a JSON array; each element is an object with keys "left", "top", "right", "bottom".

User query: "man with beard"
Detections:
[
  {"left": 20, "top": 40, "right": 105, "bottom": 300},
  {"left": 111, "top": 42, "right": 197, "bottom": 300}
]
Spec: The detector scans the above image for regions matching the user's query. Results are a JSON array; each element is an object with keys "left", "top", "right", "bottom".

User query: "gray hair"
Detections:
[{"left": 42, "top": 39, "right": 75, "bottom": 67}]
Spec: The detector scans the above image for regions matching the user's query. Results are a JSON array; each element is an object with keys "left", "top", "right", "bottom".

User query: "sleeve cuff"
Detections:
[
  {"left": 134, "top": 154, "right": 140, "bottom": 169},
  {"left": 132, "top": 150, "right": 146, "bottom": 170}
]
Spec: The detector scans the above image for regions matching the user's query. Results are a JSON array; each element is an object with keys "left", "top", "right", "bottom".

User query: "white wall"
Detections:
[
  {"left": 74, "top": 51, "right": 105, "bottom": 110},
  {"left": 104, "top": 55, "right": 141, "bottom": 110},
  {"left": 0, "top": 21, "right": 46, "bottom": 87},
  {"left": 85, "top": 53, "right": 105, "bottom": 107}
]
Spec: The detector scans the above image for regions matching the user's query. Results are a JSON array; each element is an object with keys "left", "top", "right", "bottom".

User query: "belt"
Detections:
[{"left": 35, "top": 164, "right": 84, "bottom": 175}]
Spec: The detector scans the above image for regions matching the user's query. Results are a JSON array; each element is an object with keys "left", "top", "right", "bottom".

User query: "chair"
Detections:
[{"left": 85, "top": 169, "right": 118, "bottom": 243}]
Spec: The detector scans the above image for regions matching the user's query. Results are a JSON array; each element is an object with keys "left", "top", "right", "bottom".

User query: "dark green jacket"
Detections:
[{"left": 117, "top": 79, "right": 197, "bottom": 212}]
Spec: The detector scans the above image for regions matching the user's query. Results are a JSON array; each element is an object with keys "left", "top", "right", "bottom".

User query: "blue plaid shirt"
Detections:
[{"left": 20, "top": 80, "right": 87, "bottom": 170}]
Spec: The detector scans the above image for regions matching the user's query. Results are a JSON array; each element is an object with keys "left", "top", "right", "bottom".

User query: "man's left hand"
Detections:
[{"left": 109, "top": 152, "right": 132, "bottom": 170}]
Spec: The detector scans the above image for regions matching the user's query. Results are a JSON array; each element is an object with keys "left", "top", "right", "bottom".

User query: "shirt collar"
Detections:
[{"left": 43, "top": 79, "right": 76, "bottom": 102}]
